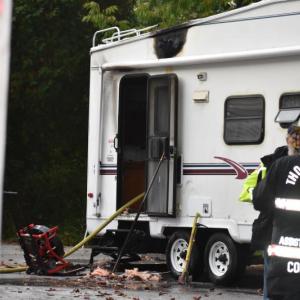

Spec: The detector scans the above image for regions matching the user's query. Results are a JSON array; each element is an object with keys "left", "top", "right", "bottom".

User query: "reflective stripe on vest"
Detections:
[
  {"left": 275, "top": 197, "right": 300, "bottom": 212},
  {"left": 268, "top": 244, "right": 300, "bottom": 259}
]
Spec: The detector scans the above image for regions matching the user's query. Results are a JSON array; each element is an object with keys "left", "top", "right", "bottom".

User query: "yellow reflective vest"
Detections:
[{"left": 239, "top": 164, "right": 267, "bottom": 202}]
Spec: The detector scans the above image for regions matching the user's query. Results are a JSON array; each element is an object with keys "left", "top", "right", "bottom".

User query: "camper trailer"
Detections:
[{"left": 86, "top": 0, "right": 300, "bottom": 284}]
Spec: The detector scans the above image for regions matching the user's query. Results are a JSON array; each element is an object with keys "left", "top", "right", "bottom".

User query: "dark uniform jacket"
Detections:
[
  {"left": 251, "top": 146, "right": 288, "bottom": 250},
  {"left": 253, "top": 155, "right": 300, "bottom": 297}
]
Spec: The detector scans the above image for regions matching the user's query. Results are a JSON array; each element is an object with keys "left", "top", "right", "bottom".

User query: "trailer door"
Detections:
[{"left": 146, "top": 74, "right": 178, "bottom": 216}]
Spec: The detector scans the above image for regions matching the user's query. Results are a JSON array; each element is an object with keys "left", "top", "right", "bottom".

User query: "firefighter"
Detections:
[
  {"left": 252, "top": 125, "right": 300, "bottom": 300},
  {"left": 239, "top": 126, "right": 300, "bottom": 299}
]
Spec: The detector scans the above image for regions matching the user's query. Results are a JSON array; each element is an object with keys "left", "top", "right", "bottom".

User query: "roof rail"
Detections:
[
  {"left": 92, "top": 25, "right": 158, "bottom": 47},
  {"left": 93, "top": 27, "right": 120, "bottom": 47}
]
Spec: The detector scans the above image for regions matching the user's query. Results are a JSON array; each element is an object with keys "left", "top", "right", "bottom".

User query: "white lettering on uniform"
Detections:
[
  {"left": 286, "top": 178, "right": 295, "bottom": 185},
  {"left": 294, "top": 166, "right": 300, "bottom": 176},
  {"left": 287, "top": 171, "right": 298, "bottom": 185},
  {"left": 287, "top": 261, "right": 300, "bottom": 273},
  {"left": 278, "top": 236, "right": 300, "bottom": 247},
  {"left": 286, "top": 166, "right": 300, "bottom": 185},
  {"left": 288, "top": 261, "right": 294, "bottom": 273}
]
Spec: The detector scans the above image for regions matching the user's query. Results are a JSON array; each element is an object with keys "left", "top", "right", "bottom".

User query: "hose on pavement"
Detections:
[{"left": 0, "top": 192, "right": 144, "bottom": 273}]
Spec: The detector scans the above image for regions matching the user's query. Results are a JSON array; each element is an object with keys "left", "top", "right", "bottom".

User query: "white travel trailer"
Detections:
[{"left": 86, "top": 0, "right": 300, "bottom": 284}]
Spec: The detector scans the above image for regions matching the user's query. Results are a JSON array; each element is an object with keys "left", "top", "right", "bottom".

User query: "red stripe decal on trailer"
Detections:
[
  {"left": 214, "top": 156, "right": 249, "bottom": 179},
  {"left": 99, "top": 161, "right": 257, "bottom": 179}
]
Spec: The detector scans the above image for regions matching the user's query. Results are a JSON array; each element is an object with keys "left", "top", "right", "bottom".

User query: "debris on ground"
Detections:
[
  {"left": 91, "top": 258, "right": 114, "bottom": 270},
  {"left": 256, "top": 288, "right": 263, "bottom": 296},
  {"left": 114, "top": 290, "right": 126, "bottom": 297},
  {"left": 0, "top": 262, "right": 10, "bottom": 268},
  {"left": 123, "top": 268, "right": 161, "bottom": 281},
  {"left": 0, "top": 260, "right": 26, "bottom": 268},
  {"left": 91, "top": 267, "right": 114, "bottom": 278},
  {"left": 67, "top": 266, "right": 167, "bottom": 292},
  {"left": 89, "top": 267, "right": 161, "bottom": 283}
]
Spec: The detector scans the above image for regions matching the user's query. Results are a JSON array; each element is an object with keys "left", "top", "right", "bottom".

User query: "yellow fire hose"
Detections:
[
  {"left": 178, "top": 212, "right": 201, "bottom": 284},
  {"left": 0, "top": 266, "right": 28, "bottom": 273},
  {"left": 0, "top": 192, "right": 144, "bottom": 274}
]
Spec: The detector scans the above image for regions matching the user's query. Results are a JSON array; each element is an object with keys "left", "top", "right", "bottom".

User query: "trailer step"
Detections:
[
  {"left": 89, "top": 228, "right": 147, "bottom": 265},
  {"left": 89, "top": 246, "right": 141, "bottom": 265},
  {"left": 91, "top": 246, "right": 119, "bottom": 251},
  {"left": 106, "top": 229, "right": 131, "bottom": 234}
]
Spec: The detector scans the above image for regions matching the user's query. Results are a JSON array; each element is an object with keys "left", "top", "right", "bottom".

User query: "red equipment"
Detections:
[{"left": 18, "top": 224, "right": 69, "bottom": 275}]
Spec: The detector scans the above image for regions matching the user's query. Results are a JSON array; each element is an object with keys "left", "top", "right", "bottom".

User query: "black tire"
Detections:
[
  {"left": 204, "top": 233, "right": 246, "bottom": 285},
  {"left": 166, "top": 231, "right": 200, "bottom": 279}
]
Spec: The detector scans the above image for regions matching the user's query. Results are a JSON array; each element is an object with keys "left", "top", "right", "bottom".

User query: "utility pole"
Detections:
[{"left": 0, "top": 0, "right": 12, "bottom": 250}]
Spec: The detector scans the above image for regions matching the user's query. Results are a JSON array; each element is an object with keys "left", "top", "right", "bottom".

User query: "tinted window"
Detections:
[
  {"left": 154, "top": 86, "right": 169, "bottom": 136},
  {"left": 280, "top": 93, "right": 300, "bottom": 109},
  {"left": 224, "top": 95, "right": 264, "bottom": 144}
]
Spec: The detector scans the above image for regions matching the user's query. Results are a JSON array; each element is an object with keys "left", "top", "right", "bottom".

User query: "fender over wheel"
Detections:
[{"left": 204, "top": 232, "right": 247, "bottom": 285}]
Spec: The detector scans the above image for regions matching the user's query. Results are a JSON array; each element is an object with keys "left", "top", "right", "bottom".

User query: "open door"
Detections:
[
  {"left": 146, "top": 74, "right": 178, "bottom": 216},
  {"left": 117, "top": 74, "right": 148, "bottom": 212},
  {"left": 117, "top": 73, "right": 178, "bottom": 216}
]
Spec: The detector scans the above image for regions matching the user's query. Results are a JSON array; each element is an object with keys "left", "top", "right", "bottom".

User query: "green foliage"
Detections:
[
  {"left": 59, "top": 222, "right": 86, "bottom": 246},
  {"left": 82, "top": 2, "right": 119, "bottom": 28},
  {"left": 133, "top": 0, "right": 261, "bottom": 28},
  {"left": 4, "top": 0, "right": 92, "bottom": 242},
  {"left": 134, "top": 0, "right": 229, "bottom": 28},
  {"left": 83, "top": 0, "right": 261, "bottom": 30},
  {"left": 82, "top": 1, "right": 137, "bottom": 44},
  {"left": 82, "top": 0, "right": 135, "bottom": 29}
]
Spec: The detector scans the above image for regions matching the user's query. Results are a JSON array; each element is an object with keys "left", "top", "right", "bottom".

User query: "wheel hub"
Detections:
[
  {"left": 180, "top": 250, "right": 187, "bottom": 259},
  {"left": 209, "top": 241, "right": 230, "bottom": 277},
  {"left": 217, "top": 253, "right": 228, "bottom": 264}
]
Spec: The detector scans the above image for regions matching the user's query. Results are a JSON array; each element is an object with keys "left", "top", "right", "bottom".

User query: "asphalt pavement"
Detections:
[{"left": 0, "top": 243, "right": 263, "bottom": 299}]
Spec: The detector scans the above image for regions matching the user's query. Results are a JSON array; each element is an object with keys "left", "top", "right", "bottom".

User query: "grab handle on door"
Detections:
[{"left": 113, "top": 134, "right": 119, "bottom": 152}]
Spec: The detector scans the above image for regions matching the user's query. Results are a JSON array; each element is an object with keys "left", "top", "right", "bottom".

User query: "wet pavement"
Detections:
[{"left": 0, "top": 243, "right": 263, "bottom": 299}]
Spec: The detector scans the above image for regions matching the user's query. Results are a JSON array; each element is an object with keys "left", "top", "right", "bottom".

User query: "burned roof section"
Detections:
[{"left": 154, "top": 28, "right": 188, "bottom": 59}]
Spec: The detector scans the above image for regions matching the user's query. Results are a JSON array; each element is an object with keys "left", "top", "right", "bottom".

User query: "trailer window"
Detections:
[
  {"left": 154, "top": 86, "right": 170, "bottom": 136},
  {"left": 224, "top": 95, "right": 264, "bottom": 144},
  {"left": 280, "top": 93, "right": 300, "bottom": 109},
  {"left": 275, "top": 93, "right": 300, "bottom": 127}
]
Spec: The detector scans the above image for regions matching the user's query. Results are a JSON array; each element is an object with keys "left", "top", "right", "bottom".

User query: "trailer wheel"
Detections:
[
  {"left": 204, "top": 233, "right": 245, "bottom": 285},
  {"left": 166, "top": 231, "right": 199, "bottom": 279}
]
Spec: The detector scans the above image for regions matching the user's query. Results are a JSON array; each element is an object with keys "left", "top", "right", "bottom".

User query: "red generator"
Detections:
[{"left": 18, "top": 224, "right": 69, "bottom": 275}]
